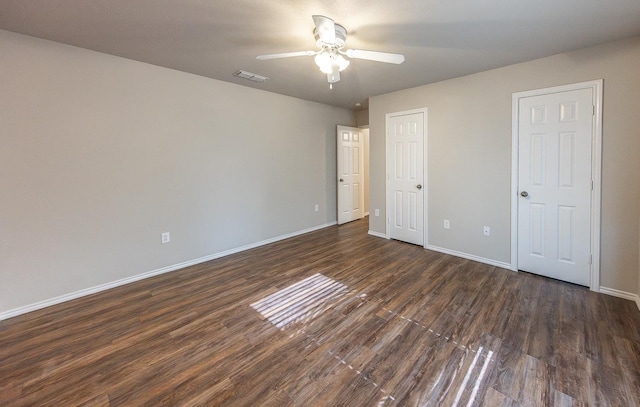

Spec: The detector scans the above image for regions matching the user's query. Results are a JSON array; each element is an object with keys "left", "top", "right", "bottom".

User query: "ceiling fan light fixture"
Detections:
[
  {"left": 336, "top": 54, "right": 350, "bottom": 71},
  {"left": 327, "top": 66, "right": 340, "bottom": 84},
  {"left": 314, "top": 52, "right": 350, "bottom": 75},
  {"left": 314, "top": 52, "right": 333, "bottom": 74}
]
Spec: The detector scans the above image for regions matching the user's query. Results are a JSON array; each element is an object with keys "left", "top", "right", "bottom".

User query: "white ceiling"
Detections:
[{"left": 1, "top": 0, "right": 639, "bottom": 110}]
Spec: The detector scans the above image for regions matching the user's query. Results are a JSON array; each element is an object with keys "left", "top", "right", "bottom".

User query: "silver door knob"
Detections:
[
  {"left": 339, "top": 179, "right": 344, "bottom": 182},
  {"left": 416, "top": 184, "right": 422, "bottom": 190},
  {"left": 520, "top": 191, "right": 528, "bottom": 197}
]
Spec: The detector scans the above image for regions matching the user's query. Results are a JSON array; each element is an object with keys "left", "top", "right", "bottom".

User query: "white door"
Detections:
[
  {"left": 337, "top": 126, "right": 364, "bottom": 224},
  {"left": 517, "top": 88, "right": 593, "bottom": 286},
  {"left": 387, "top": 112, "right": 424, "bottom": 245}
]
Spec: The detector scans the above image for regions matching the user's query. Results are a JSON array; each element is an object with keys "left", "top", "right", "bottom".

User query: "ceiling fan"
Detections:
[{"left": 257, "top": 15, "right": 405, "bottom": 88}]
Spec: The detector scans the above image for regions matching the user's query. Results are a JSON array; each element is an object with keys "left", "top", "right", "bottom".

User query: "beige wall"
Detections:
[
  {"left": 370, "top": 36, "right": 640, "bottom": 294},
  {"left": 0, "top": 30, "right": 355, "bottom": 316},
  {"left": 354, "top": 109, "right": 370, "bottom": 215},
  {"left": 355, "top": 109, "right": 369, "bottom": 127}
]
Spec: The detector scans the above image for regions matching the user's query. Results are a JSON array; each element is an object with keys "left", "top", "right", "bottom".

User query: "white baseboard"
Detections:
[
  {"left": 367, "top": 235, "right": 511, "bottom": 271},
  {"left": 426, "top": 244, "right": 512, "bottom": 270},
  {"left": 0, "top": 221, "right": 337, "bottom": 321},
  {"left": 368, "top": 230, "right": 388, "bottom": 239},
  {"left": 599, "top": 286, "right": 640, "bottom": 310}
]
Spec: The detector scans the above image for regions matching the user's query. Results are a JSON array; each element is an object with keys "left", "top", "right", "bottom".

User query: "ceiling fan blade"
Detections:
[
  {"left": 256, "top": 51, "right": 316, "bottom": 60},
  {"left": 312, "top": 15, "right": 336, "bottom": 44},
  {"left": 345, "top": 49, "right": 405, "bottom": 64}
]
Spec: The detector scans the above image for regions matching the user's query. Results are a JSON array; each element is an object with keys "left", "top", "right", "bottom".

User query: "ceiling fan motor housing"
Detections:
[{"left": 314, "top": 23, "right": 347, "bottom": 49}]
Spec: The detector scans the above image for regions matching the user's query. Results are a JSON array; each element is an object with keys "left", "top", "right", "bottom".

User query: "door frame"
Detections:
[
  {"left": 510, "top": 80, "right": 603, "bottom": 291},
  {"left": 385, "top": 108, "right": 428, "bottom": 246}
]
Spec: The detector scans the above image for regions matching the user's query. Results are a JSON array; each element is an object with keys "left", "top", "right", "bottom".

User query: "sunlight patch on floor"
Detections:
[{"left": 251, "top": 273, "right": 349, "bottom": 329}]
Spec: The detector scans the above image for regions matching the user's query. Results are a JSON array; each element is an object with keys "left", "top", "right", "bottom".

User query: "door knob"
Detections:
[
  {"left": 417, "top": 184, "right": 422, "bottom": 190},
  {"left": 520, "top": 191, "right": 528, "bottom": 197},
  {"left": 339, "top": 179, "right": 344, "bottom": 182}
]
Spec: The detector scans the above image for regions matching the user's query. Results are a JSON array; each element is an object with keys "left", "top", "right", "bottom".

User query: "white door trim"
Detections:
[
  {"left": 385, "top": 108, "right": 428, "bottom": 247},
  {"left": 511, "top": 80, "right": 603, "bottom": 291}
]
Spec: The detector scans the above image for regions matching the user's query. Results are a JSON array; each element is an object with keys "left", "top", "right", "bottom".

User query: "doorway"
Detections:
[
  {"left": 386, "top": 109, "right": 427, "bottom": 246},
  {"left": 511, "top": 80, "right": 602, "bottom": 289},
  {"left": 337, "top": 126, "right": 369, "bottom": 224}
]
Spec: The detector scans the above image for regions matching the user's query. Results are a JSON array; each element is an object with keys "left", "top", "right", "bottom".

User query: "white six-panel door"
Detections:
[
  {"left": 337, "top": 126, "right": 364, "bottom": 225},
  {"left": 387, "top": 112, "right": 424, "bottom": 245},
  {"left": 517, "top": 88, "right": 594, "bottom": 286}
]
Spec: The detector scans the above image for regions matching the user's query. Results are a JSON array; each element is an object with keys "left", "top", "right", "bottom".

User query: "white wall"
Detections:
[
  {"left": 369, "top": 36, "right": 640, "bottom": 295},
  {"left": 0, "top": 30, "right": 355, "bottom": 316}
]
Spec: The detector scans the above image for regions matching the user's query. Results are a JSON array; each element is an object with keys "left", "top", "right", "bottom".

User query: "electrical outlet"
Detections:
[
  {"left": 375, "top": 209, "right": 380, "bottom": 217},
  {"left": 483, "top": 226, "right": 491, "bottom": 236},
  {"left": 444, "top": 220, "right": 450, "bottom": 229},
  {"left": 315, "top": 204, "right": 319, "bottom": 212},
  {"left": 161, "top": 232, "right": 170, "bottom": 244}
]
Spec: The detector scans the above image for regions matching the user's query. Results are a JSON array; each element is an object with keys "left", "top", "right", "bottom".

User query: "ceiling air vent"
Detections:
[{"left": 233, "top": 70, "right": 269, "bottom": 83}]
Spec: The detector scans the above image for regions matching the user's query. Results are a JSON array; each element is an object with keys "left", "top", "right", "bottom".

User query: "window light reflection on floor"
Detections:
[
  {"left": 251, "top": 273, "right": 349, "bottom": 329},
  {"left": 451, "top": 346, "right": 494, "bottom": 407}
]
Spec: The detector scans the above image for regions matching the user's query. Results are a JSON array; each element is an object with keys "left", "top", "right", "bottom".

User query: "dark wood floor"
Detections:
[{"left": 1, "top": 218, "right": 640, "bottom": 406}]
